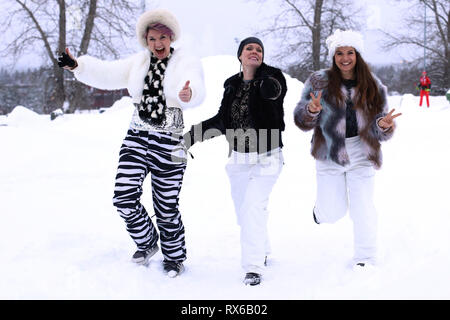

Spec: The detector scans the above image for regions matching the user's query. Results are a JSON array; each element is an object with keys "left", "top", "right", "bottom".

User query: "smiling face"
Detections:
[
  {"left": 239, "top": 43, "right": 263, "bottom": 69},
  {"left": 334, "top": 46, "right": 357, "bottom": 79},
  {"left": 146, "top": 29, "right": 172, "bottom": 60}
]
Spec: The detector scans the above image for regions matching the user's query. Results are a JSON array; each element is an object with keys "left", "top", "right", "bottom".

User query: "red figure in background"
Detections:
[{"left": 418, "top": 71, "right": 431, "bottom": 107}]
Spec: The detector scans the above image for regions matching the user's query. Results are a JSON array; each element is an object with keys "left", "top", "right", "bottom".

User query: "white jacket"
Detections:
[{"left": 72, "top": 48, "right": 205, "bottom": 109}]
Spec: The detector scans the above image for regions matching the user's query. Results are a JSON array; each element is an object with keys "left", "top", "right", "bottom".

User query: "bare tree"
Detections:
[
  {"left": 382, "top": 0, "right": 449, "bottom": 94},
  {"left": 0, "top": 0, "right": 140, "bottom": 113},
  {"left": 254, "top": 0, "right": 361, "bottom": 81}
]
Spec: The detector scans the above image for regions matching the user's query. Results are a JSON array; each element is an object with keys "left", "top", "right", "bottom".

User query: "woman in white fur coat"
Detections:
[{"left": 58, "top": 9, "right": 205, "bottom": 278}]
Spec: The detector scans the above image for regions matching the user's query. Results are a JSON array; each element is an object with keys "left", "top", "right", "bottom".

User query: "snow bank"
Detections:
[{"left": 6, "top": 105, "right": 47, "bottom": 127}]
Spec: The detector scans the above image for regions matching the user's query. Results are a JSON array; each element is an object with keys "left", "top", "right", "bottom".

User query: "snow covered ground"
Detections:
[{"left": 1, "top": 55, "right": 449, "bottom": 300}]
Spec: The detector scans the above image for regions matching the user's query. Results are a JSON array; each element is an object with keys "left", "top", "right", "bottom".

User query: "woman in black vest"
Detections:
[{"left": 184, "top": 37, "right": 287, "bottom": 286}]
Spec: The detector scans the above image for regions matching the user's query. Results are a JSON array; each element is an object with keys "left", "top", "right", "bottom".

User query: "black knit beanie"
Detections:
[{"left": 237, "top": 37, "right": 264, "bottom": 61}]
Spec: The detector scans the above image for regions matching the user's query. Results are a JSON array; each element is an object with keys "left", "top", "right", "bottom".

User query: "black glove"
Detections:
[
  {"left": 259, "top": 77, "right": 282, "bottom": 100},
  {"left": 57, "top": 51, "right": 77, "bottom": 68}
]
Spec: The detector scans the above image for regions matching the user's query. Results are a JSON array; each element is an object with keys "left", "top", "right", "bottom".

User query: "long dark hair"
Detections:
[{"left": 327, "top": 51, "right": 383, "bottom": 118}]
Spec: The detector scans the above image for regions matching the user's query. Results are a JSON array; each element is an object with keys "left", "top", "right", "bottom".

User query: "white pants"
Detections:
[
  {"left": 314, "top": 136, "right": 378, "bottom": 264},
  {"left": 225, "top": 148, "right": 283, "bottom": 274}
]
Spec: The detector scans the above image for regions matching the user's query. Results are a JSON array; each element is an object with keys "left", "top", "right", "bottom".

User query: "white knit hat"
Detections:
[
  {"left": 136, "top": 9, "right": 181, "bottom": 48},
  {"left": 326, "top": 29, "right": 364, "bottom": 62}
]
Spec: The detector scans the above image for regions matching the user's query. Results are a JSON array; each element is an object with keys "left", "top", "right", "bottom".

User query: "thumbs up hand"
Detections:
[{"left": 178, "top": 80, "right": 192, "bottom": 103}]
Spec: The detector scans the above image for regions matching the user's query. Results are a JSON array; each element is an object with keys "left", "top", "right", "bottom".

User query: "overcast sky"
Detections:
[
  {"left": 150, "top": 0, "right": 417, "bottom": 66},
  {"left": 4, "top": 0, "right": 419, "bottom": 69}
]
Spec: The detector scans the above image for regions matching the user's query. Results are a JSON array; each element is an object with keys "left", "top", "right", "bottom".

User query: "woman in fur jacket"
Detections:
[
  {"left": 294, "top": 29, "right": 401, "bottom": 269},
  {"left": 184, "top": 37, "right": 287, "bottom": 286},
  {"left": 58, "top": 9, "right": 205, "bottom": 278}
]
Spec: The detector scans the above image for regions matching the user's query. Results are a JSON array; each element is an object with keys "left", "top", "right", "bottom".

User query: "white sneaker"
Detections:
[{"left": 352, "top": 261, "right": 376, "bottom": 272}]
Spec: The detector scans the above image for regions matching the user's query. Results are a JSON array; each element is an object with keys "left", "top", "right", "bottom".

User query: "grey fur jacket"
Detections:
[{"left": 294, "top": 69, "right": 394, "bottom": 169}]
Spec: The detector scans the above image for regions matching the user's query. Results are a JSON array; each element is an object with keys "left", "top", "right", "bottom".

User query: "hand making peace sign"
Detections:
[
  {"left": 378, "top": 109, "right": 402, "bottom": 130},
  {"left": 308, "top": 91, "right": 322, "bottom": 113}
]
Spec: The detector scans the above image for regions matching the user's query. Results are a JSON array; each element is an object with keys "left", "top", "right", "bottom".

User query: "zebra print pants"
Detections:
[{"left": 113, "top": 128, "right": 187, "bottom": 262}]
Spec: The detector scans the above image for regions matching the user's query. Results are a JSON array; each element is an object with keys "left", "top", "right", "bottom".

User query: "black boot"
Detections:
[{"left": 243, "top": 272, "right": 261, "bottom": 286}]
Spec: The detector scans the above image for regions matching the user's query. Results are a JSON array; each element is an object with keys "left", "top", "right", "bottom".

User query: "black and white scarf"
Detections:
[{"left": 138, "top": 48, "right": 174, "bottom": 125}]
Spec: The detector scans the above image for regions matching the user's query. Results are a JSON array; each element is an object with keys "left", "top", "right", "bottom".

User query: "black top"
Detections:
[
  {"left": 185, "top": 63, "right": 287, "bottom": 155},
  {"left": 343, "top": 79, "right": 358, "bottom": 138},
  {"left": 229, "top": 80, "right": 257, "bottom": 152}
]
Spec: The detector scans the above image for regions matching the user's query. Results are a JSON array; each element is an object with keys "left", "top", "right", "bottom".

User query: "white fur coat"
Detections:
[{"left": 72, "top": 48, "right": 205, "bottom": 109}]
